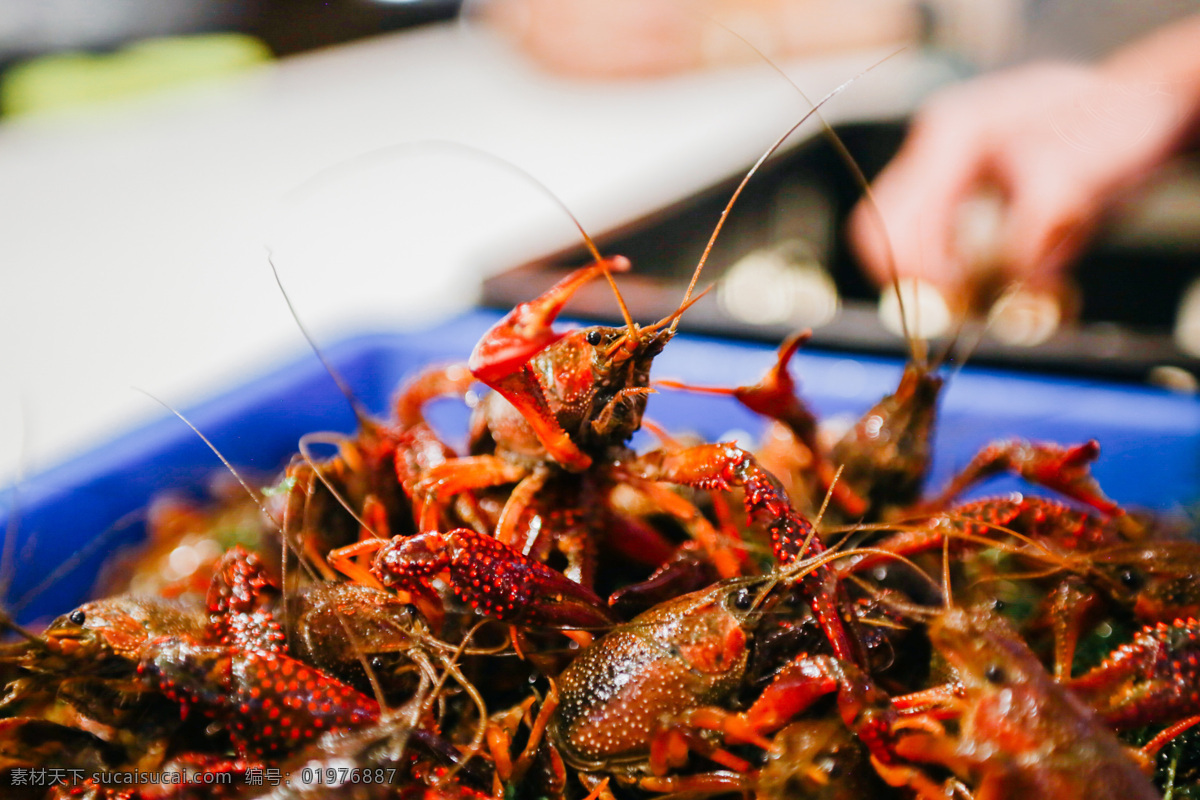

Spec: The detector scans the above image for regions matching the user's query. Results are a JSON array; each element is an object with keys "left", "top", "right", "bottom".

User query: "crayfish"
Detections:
[
  {"left": 320, "top": 103, "right": 874, "bottom": 669},
  {"left": 546, "top": 543, "right": 919, "bottom": 795}
]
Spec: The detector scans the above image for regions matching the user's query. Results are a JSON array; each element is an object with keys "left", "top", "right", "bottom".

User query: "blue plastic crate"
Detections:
[{"left": 4, "top": 310, "right": 1200, "bottom": 625}]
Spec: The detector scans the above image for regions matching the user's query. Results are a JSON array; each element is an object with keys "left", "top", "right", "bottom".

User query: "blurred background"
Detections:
[
  {"left": 0, "top": 1, "right": 461, "bottom": 79},
  {"left": 1, "top": 0, "right": 1198, "bottom": 486}
]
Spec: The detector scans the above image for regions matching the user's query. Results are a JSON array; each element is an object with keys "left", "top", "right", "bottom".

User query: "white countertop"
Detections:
[{"left": 0, "top": 20, "right": 951, "bottom": 484}]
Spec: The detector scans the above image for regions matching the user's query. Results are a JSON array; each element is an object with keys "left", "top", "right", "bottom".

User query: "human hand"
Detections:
[{"left": 848, "top": 60, "right": 1192, "bottom": 306}]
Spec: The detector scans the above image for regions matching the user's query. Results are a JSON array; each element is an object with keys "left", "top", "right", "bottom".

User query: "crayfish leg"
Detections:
[
  {"left": 626, "top": 443, "right": 863, "bottom": 666},
  {"left": 925, "top": 438, "right": 1120, "bottom": 516},
  {"left": 206, "top": 546, "right": 284, "bottom": 654},
  {"left": 374, "top": 530, "right": 614, "bottom": 631}
]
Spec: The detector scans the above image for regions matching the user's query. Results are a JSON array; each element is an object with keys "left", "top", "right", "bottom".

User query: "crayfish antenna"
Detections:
[
  {"left": 137, "top": 389, "right": 272, "bottom": 514},
  {"left": 775, "top": 462, "right": 847, "bottom": 579},
  {"left": 942, "top": 532, "right": 953, "bottom": 609},
  {"left": 136, "top": 390, "right": 318, "bottom": 606},
  {"left": 700, "top": 16, "right": 913, "bottom": 342},
  {"left": 137, "top": 389, "right": 298, "bottom": 602},
  {"left": 664, "top": 57, "right": 890, "bottom": 336},
  {"left": 702, "top": 15, "right": 938, "bottom": 370},
  {"left": 653, "top": 378, "right": 735, "bottom": 396},
  {"left": 267, "top": 251, "right": 373, "bottom": 427},
  {"left": 602, "top": 264, "right": 640, "bottom": 345},
  {"left": 814, "top": 464, "right": 844, "bottom": 533},
  {"left": 779, "top": 544, "right": 937, "bottom": 601},
  {"left": 457, "top": 144, "right": 642, "bottom": 343},
  {"left": 643, "top": 284, "right": 715, "bottom": 337},
  {"left": 223, "top": 252, "right": 371, "bottom": 634}
]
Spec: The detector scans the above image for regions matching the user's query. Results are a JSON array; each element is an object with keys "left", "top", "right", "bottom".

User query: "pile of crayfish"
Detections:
[{"left": 3, "top": 248, "right": 1200, "bottom": 800}]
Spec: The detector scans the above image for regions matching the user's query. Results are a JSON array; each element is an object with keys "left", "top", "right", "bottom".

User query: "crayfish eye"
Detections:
[
  {"left": 984, "top": 664, "right": 1005, "bottom": 684},
  {"left": 991, "top": 598, "right": 1006, "bottom": 613},
  {"left": 732, "top": 588, "right": 756, "bottom": 611},
  {"left": 1119, "top": 569, "right": 1144, "bottom": 590},
  {"left": 585, "top": 330, "right": 604, "bottom": 346},
  {"left": 68, "top": 609, "right": 86, "bottom": 626}
]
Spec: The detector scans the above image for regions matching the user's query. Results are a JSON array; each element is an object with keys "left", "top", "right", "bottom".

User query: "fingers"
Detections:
[
  {"left": 993, "top": 70, "right": 1185, "bottom": 289},
  {"left": 993, "top": 148, "right": 1098, "bottom": 293},
  {"left": 849, "top": 60, "right": 1184, "bottom": 312},
  {"left": 848, "top": 94, "right": 997, "bottom": 300}
]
